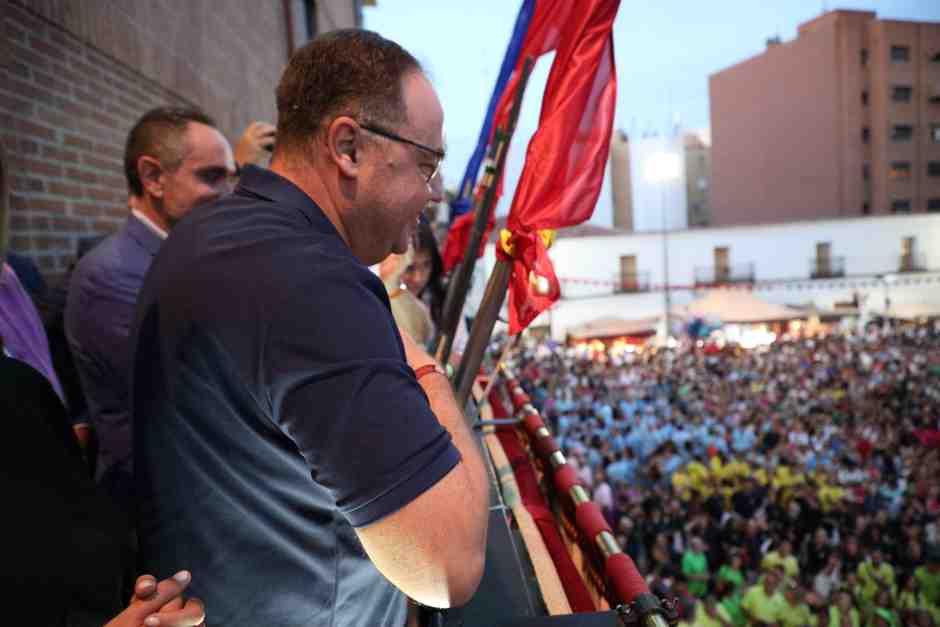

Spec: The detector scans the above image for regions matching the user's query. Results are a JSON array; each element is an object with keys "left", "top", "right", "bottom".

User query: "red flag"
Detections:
[
  {"left": 441, "top": 209, "right": 495, "bottom": 272},
  {"left": 444, "top": 0, "right": 574, "bottom": 271},
  {"left": 499, "top": 0, "right": 619, "bottom": 334}
]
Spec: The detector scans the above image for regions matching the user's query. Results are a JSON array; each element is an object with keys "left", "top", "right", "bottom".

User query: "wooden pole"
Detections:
[
  {"left": 454, "top": 258, "right": 512, "bottom": 407},
  {"left": 435, "top": 57, "right": 535, "bottom": 365}
]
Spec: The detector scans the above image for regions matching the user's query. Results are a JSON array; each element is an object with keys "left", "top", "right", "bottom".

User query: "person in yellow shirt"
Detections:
[
  {"left": 741, "top": 567, "right": 785, "bottom": 625},
  {"left": 857, "top": 550, "right": 896, "bottom": 605},
  {"left": 777, "top": 580, "right": 814, "bottom": 627},
  {"left": 826, "top": 589, "right": 861, "bottom": 627},
  {"left": 761, "top": 539, "right": 800, "bottom": 580},
  {"left": 691, "top": 596, "right": 734, "bottom": 627}
]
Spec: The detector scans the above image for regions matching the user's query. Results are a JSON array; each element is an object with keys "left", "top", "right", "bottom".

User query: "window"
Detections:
[
  {"left": 892, "top": 199, "right": 912, "bottom": 213},
  {"left": 892, "top": 86, "right": 912, "bottom": 102},
  {"left": 928, "top": 161, "right": 940, "bottom": 177},
  {"left": 862, "top": 127, "right": 870, "bottom": 143},
  {"left": 861, "top": 48, "right": 868, "bottom": 65},
  {"left": 932, "top": 51, "right": 940, "bottom": 63},
  {"left": 862, "top": 163, "right": 870, "bottom": 180},
  {"left": 861, "top": 91, "right": 869, "bottom": 106},
  {"left": 928, "top": 198, "right": 940, "bottom": 212},
  {"left": 889, "top": 162, "right": 912, "bottom": 179},
  {"left": 862, "top": 202, "right": 871, "bottom": 214},
  {"left": 892, "top": 125, "right": 913, "bottom": 141},
  {"left": 932, "top": 124, "right": 940, "bottom": 143},
  {"left": 891, "top": 45, "right": 910, "bottom": 62}
]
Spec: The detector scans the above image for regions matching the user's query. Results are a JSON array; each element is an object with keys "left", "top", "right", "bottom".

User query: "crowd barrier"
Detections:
[{"left": 485, "top": 364, "right": 654, "bottom": 614}]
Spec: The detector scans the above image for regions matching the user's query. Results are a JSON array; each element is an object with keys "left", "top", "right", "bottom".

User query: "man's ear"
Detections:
[
  {"left": 138, "top": 156, "right": 164, "bottom": 199},
  {"left": 326, "top": 116, "right": 362, "bottom": 179}
]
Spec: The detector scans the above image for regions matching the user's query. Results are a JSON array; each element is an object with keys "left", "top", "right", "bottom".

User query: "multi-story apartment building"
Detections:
[{"left": 709, "top": 10, "right": 940, "bottom": 228}]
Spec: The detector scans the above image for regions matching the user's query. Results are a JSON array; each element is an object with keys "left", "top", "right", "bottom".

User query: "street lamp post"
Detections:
[{"left": 644, "top": 151, "right": 682, "bottom": 341}]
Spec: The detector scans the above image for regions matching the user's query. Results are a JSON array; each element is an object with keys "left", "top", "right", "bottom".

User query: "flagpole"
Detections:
[
  {"left": 434, "top": 57, "right": 535, "bottom": 366},
  {"left": 453, "top": 256, "right": 513, "bottom": 407}
]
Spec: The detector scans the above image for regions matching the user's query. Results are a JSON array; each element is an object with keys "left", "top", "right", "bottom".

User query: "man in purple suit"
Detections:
[{"left": 65, "top": 107, "right": 236, "bottom": 508}]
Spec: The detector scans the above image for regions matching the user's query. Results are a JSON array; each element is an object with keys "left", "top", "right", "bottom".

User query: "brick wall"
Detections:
[{"left": 0, "top": 0, "right": 289, "bottom": 276}]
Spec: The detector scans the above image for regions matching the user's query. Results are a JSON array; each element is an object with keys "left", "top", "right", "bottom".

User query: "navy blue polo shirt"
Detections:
[{"left": 131, "top": 166, "right": 461, "bottom": 627}]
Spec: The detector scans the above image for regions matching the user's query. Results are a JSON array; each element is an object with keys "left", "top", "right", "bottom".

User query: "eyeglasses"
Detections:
[{"left": 360, "top": 122, "right": 444, "bottom": 185}]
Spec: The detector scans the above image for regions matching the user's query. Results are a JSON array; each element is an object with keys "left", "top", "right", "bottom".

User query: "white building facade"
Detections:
[{"left": 480, "top": 213, "right": 940, "bottom": 340}]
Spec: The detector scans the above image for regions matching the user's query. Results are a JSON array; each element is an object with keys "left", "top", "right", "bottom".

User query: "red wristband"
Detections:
[{"left": 414, "top": 363, "right": 446, "bottom": 382}]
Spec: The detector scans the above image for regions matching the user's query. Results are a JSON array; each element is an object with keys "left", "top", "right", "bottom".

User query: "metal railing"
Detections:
[
  {"left": 899, "top": 253, "right": 927, "bottom": 273},
  {"left": 810, "top": 256, "right": 846, "bottom": 279},
  {"left": 694, "top": 262, "right": 755, "bottom": 287}
]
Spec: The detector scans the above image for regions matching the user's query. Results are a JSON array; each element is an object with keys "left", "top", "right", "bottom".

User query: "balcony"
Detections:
[
  {"left": 614, "top": 271, "right": 651, "bottom": 294},
  {"left": 810, "top": 256, "right": 846, "bottom": 279},
  {"left": 899, "top": 253, "right": 927, "bottom": 273},
  {"left": 694, "top": 263, "right": 755, "bottom": 287}
]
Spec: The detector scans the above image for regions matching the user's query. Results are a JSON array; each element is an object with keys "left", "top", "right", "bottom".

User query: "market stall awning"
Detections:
[
  {"left": 880, "top": 302, "right": 940, "bottom": 320},
  {"left": 675, "top": 290, "right": 802, "bottom": 324},
  {"left": 567, "top": 316, "right": 659, "bottom": 340}
]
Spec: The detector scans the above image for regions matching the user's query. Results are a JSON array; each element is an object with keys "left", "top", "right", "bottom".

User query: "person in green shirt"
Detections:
[
  {"left": 715, "top": 577, "right": 746, "bottom": 627},
  {"left": 857, "top": 550, "right": 896, "bottom": 605},
  {"left": 693, "top": 596, "right": 734, "bottom": 627},
  {"left": 683, "top": 537, "right": 710, "bottom": 598},
  {"left": 718, "top": 552, "right": 746, "bottom": 595},
  {"left": 914, "top": 554, "right": 940, "bottom": 608},
  {"left": 741, "top": 567, "right": 784, "bottom": 625},
  {"left": 777, "top": 581, "right": 813, "bottom": 627}
]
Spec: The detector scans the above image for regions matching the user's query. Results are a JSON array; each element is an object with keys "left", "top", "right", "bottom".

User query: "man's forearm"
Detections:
[{"left": 419, "top": 372, "right": 489, "bottom": 529}]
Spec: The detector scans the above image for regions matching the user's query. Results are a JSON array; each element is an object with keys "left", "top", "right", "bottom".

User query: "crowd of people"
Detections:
[{"left": 514, "top": 324, "right": 940, "bottom": 625}]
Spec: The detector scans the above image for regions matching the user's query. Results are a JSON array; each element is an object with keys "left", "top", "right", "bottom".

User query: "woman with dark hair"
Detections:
[{"left": 401, "top": 216, "right": 446, "bottom": 330}]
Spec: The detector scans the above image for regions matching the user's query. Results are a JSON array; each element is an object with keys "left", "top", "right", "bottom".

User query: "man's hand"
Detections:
[
  {"left": 234, "top": 121, "right": 276, "bottom": 167},
  {"left": 104, "top": 571, "right": 205, "bottom": 627}
]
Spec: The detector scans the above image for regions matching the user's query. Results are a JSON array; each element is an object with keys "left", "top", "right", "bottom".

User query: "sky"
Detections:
[{"left": 364, "top": 1, "right": 940, "bottom": 225}]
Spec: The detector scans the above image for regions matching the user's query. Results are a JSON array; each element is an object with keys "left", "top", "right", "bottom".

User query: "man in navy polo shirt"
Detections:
[{"left": 131, "top": 30, "right": 488, "bottom": 627}]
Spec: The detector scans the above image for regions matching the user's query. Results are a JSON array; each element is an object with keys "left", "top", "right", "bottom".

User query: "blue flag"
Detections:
[{"left": 449, "top": 0, "right": 535, "bottom": 221}]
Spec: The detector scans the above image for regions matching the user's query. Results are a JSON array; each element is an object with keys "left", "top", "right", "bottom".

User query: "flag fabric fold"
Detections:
[
  {"left": 498, "top": 0, "right": 619, "bottom": 334},
  {"left": 443, "top": 0, "right": 574, "bottom": 271}
]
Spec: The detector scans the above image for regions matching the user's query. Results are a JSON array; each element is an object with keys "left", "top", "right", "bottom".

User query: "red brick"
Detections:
[
  {"left": 1, "top": 76, "right": 55, "bottom": 106},
  {"left": 49, "top": 181, "right": 83, "bottom": 197},
  {"left": 31, "top": 216, "right": 51, "bottom": 232},
  {"left": 41, "top": 145, "right": 79, "bottom": 163},
  {"left": 92, "top": 219, "right": 121, "bottom": 234},
  {"left": 64, "top": 133, "right": 94, "bottom": 151},
  {"left": 53, "top": 216, "right": 86, "bottom": 232},
  {"left": 14, "top": 117, "right": 57, "bottom": 141},
  {"left": 10, "top": 176, "right": 45, "bottom": 192},
  {"left": 82, "top": 154, "right": 119, "bottom": 171},
  {"left": 21, "top": 158, "right": 63, "bottom": 178},
  {"left": 73, "top": 202, "right": 104, "bottom": 217},
  {"left": 32, "top": 69, "right": 73, "bottom": 96},
  {"left": 29, "top": 34, "right": 67, "bottom": 63},
  {"left": 5, "top": 61, "right": 30, "bottom": 80},
  {"left": 8, "top": 215, "right": 30, "bottom": 231},
  {"left": 9, "top": 236, "right": 32, "bottom": 252},
  {"left": 94, "top": 143, "right": 123, "bottom": 160},
  {"left": 35, "top": 235, "right": 71, "bottom": 250},
  {"left": 14, "top": 196, "right": 65, "bottom": 213},
  {"left": 67, "top": 167, "right": 97, "bottom": 184},
  {"left": 99, "top": 175, "right": 126, "bottom": 190},
  {"left": 84, "top": 186, "right": 114, "bottom": 202},
  {"left": 0, "top": 91, "right": 35, "bottom": 115},
  {"left": 11, "top": 39, "right": 51, "bottom": 71},
  {"left": 5, "top": 19, "right": 27, "bottom": 44},
  {"left": 36, "top": 106, "right": 71, "bottom": 129}
]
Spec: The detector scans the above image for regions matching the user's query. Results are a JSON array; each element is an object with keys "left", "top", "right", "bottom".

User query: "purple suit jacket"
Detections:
[{"left": 66, "top": 214, "right": 162, "bottom": 483}]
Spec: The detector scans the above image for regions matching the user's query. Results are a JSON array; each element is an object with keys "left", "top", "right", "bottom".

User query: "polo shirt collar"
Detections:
[{"left": 235, "top": 165, "right": 337, "bottom": 234}]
